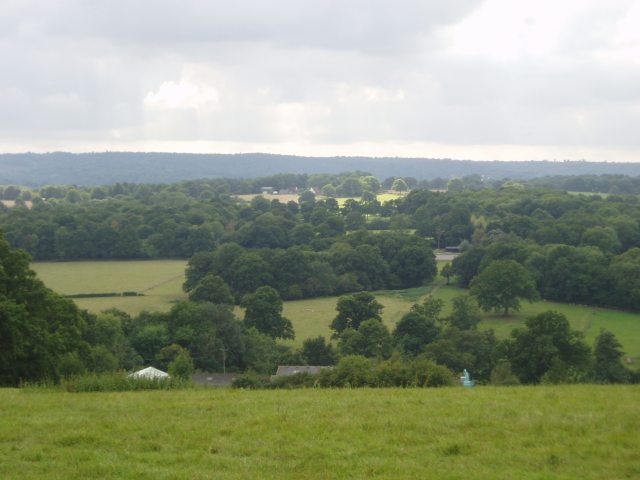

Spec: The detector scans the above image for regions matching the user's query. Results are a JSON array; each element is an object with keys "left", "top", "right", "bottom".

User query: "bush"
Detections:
[
  {"left": 374, "top": 356, "right": 414, "bottom": 387},
  {"left": 168, "top": 351, "right": 194, "bottom": 380},
  {"left": 490, "top": 360, "right": 521, "bottom": 386},
  {"left": 270, "top": 372, "right": 319, "bottom": 389},
  {"left": 231, "top": 371, "right": 270, "bottom": 389},
  {"left": 60, "top": 372, "right": 191, "bottom": 392},
  {"left": 409, "top": 357, "right": 455, "bottom": 387},
  {"left": 331, "top": 355, "right": 373, "bottom": 387}
]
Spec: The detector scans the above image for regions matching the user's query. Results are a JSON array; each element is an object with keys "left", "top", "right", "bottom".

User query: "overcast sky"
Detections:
[{"left": 1, "top": 0, "right": 639, "bottom": 161}]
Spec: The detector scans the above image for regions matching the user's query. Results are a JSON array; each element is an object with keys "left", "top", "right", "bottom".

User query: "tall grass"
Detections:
[
  {"left": 23, "top": 372, "right": 193, "bottom": 393},
  {"left": 1, "top": 386, "right": 638, "bottom": 479}
]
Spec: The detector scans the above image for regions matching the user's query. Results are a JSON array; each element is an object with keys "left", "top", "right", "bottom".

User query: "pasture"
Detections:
[
  {"left": 32, "top": 260, "right": 188, "bottom": 316},
  {"left": 1, "top": 385, "right": 638, "bottom": 479}
]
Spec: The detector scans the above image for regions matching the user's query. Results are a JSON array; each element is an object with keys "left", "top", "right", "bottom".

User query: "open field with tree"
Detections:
[
  {"left": 1, "top": 386, "right": 638, "bottom": 479},
  {"left": 31, "top": 260, "right": 640, "bottom": 362}
]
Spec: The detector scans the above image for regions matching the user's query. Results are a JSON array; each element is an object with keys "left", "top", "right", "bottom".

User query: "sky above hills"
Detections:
[{"left": 1, "top": 0, "right": 639, "bottom": 161}]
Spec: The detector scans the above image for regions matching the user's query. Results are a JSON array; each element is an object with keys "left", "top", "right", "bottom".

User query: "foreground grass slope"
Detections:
[{"left": 1, "top": 386, "right": 638, "bottom": 479}]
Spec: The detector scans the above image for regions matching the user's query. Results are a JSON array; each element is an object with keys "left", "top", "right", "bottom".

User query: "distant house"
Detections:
[
  {"left": 444, "top": 246, "right": 461, "bottom": 253},
  {"left": 272, "top": 366, "right": 331, "bottom": 379},
  {"left": 260, "top": 186, "right": 274, "bottom": 194},
  {"left": 128, "top": 366, "right": 169, "bottom": 380}
]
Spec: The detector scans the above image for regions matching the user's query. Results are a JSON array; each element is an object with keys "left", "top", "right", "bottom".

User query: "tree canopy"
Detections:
[{"left": 470, "top": 260, "right": 539, "bottom": 316}]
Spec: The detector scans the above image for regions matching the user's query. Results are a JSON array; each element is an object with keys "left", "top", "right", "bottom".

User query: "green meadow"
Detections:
[
  {"left": 32, "top": 260, "right": 640, "bottom": 362},
  {"left": 32, "top": 260, "right": 188, "bottom": 316},
  {"left": 1, "top": 385, "right": 638, "bottom": 479}
]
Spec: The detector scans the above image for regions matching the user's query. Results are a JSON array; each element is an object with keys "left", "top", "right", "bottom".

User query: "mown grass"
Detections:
[
  {"left": 0, "top": 385, "right": 638, "bottom": 479},
  {"left": 32, "top": 260, "right": 188, "bottom": 315}
]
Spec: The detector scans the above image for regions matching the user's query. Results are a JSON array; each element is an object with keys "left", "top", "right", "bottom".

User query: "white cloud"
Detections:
[{"left": 144, "top": 81, "right": 219, "bottom": 110}]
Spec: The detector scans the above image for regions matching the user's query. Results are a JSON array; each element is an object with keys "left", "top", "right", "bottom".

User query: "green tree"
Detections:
[
  {"left": 242, "top": 286, "right": 294, "bottom": 339},
  {"left": 188, "top": 274, "right": 234, "bottom": 304},
  {"left": 330, "top": 355, "right": 373, "bottom": 387},
  {"left": 360, "top": 176, "right": 381, "bottom": 194},
  {"left": 447, "top": 295, "right": 481, "bottom": 330},
  {"left": 441, "top": 263, "right": 453, "bottom": 285},
  {"left": 470, "top": 260, "right": 539, "bottom": 316},
  {"left": 168, "top": 350, "right": 194, "bottom": 380},
  {"left": 447, "top": 178, "right": 464, "bottom": 192},
  {"left": 391, "top": 244, "right": 437, "bottom": 288},
  {"left": 391, "top": 178, "right": 408, "bottom": 192},
  {"left": 338, "top": 319, "right": 392, "bottom": 359},
  {"left": 393, "top": 311, "right": 440, "bottom": 357},
  {"left": 490, "top": 360, "right": 520, "bottom": 385},
  {"left": 593, "top": 330, "right": 630, "bottom": 383},
  {"left": 301, "top": 336, "right": 337, "bottom": 365},
  {"left": 507, "top": 311, "right": 592, "bottom": 384},
  {"left": 321, "top": 184, "right": 337, "bottom": 198},
  {"left": 331, "top": 292, "right": 383, "bottom": 336},
  {"left": 0, "top": 233, "right": 87, "bottom": 385}
]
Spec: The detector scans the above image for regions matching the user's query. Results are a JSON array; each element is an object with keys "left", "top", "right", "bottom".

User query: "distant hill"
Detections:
[{"left": 2, "top": 152, "right": 640, "bottom": 186}]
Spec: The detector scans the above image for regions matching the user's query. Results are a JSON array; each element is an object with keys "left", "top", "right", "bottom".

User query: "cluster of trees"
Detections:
[
  {"left": 184, "top": 231, "right": 437, "bottom": 301},
  {"left": 451, "top": 239, "right": 640, "bottom": 310}
]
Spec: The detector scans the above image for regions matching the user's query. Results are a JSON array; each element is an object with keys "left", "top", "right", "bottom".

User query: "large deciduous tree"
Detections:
[
  {"left": 241, "top": 286, "right": 294, "bottom": 340},
  {"left": 470, "top": 260, "right": 538, "bottom": 316},
  {"left": 0, "top": 232, "right": 86, "bottom": 385},
  {"left": 331, "top": 292, "right": 383, "bottom": 337},
  {"left": 505, "top": 311, "right": 592, "bottom": 384}
]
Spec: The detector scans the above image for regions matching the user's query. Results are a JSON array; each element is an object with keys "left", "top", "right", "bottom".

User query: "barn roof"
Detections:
[{"left": 129, "top": 366, "right": 170, "bottom": 379}]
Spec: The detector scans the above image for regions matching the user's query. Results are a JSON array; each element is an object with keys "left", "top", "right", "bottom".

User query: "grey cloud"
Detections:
[
  {"left": 12, "top": 0, "right": 483, "bottom": 53},
  {"left": 0, "top": 0, "right": 639, "bottom": 160}
]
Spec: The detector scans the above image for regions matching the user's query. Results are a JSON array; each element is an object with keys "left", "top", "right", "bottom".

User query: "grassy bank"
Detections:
[{"left": 1, "top": 385, "right": 638, "bottom": 479}]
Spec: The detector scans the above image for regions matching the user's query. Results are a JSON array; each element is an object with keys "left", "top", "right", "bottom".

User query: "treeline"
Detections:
[
  {"left": 5, "top": 152, "right": 640, "bottom": 186},
  {"left": 529, "top": 174, "right": 640, "bottom": 195}
]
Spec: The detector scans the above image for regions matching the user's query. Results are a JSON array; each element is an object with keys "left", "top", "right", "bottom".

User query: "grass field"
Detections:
[
  {"left": 32, "top": 260, "right": 188, "bottom": 316},
  {"left": 1, "top": 385, "right": 638, "bottom": 479}
]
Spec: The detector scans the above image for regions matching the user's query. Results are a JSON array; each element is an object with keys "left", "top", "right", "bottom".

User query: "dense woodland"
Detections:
[
  {"left": 3, "top": 172, "right": 640, "bottom": 309},
  {"left": 1, "top": 171, "right": 639, "bottom": 387}
]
